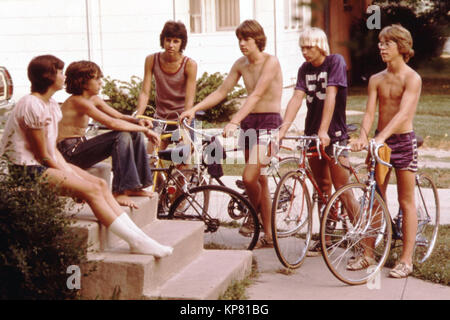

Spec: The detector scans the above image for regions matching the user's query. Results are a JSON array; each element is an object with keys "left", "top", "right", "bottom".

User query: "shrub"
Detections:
[
  {"left": 0, "top": 157, "right": 89, "bottom": 300},
  {"left": 101, "top": 72, "right": 247, "bottom": 123},
  {"left": 101, "top": 75, "right": 154, "bottom": 116}
]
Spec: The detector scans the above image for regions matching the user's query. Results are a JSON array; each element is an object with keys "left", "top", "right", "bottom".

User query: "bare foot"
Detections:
[
  {"left": 125, "top": 189, "right": 158, "bottom": 198},
  {"left": 114, "top": 194, "right": 139, "bottom": 209}
]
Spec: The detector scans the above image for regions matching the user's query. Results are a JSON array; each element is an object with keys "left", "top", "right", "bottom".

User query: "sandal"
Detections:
[
  {"left": 346, "top": 255, "right": 376, "bottom": 271},
  {"left": 389, "top": 262, "right": 413, "bottom": 278},
  {"left": 254, "top": 236, "right": 274, "bottom": 249}
]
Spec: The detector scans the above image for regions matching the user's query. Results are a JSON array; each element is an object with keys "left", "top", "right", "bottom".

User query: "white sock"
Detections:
[{"left": 109, "top": 213, "right": 173, "bottom": 258}]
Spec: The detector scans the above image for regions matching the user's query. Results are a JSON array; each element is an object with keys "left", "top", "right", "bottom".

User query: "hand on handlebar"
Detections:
[
  {"left": 145, "top": 129, "right": 161, "bottom": 146},
  {"left": 179, "top": 109, "right": 195, "bottom": 123},
  {"left": 222, "top": 122, "right": 238, "bottom": 138},
  {"left": 138, "top": 118, "right": 153, "bottom": 129},
  {"left": 318, "top": 130, "right": 330, "bottom": 148},
  {"left": 349, "top": 136, "right": 367, "bottom": 152}
]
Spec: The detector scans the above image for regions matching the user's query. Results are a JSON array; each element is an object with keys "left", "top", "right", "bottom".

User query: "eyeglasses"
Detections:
[{"left": 378, "top": 41, "right": 396, "bottom": 49}]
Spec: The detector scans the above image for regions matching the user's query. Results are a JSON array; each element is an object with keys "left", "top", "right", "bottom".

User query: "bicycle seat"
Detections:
[{"left": 158, "top": 144, "right": 191, "bottom": 164}]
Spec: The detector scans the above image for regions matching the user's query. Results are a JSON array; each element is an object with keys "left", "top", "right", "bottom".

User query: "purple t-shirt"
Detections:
[{"left": 295, "top": 54, "right": 348, "bottom": 142}]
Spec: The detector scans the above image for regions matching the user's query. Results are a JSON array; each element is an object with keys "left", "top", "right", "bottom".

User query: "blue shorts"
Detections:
[
  {"left": 238, "top": 112, "right": 282, "bottom": 150},
  {"left": 384, "top": 131, "right": 418, "bottom": 172}
]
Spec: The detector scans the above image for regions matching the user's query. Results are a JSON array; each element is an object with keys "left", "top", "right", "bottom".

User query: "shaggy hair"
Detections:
[
  {"left": 379, "top": 24, "right": 414, "bottom": 62},
  {"left": 65, "top": 60, "right": 103, "bottom": 95},
  {"left": 235, "top": 20, "right": 267, "bottom": 52},
  {"left": 299, "top": 27, "right": 330, "bottom": 56},
  {"left": 160, "top": 21, "right": 188, "bottom": 53},
  {"left": 27, "top": 55, "right": 64, "bottom": 94}
]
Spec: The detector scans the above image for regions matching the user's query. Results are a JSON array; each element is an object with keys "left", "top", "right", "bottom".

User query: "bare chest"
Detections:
[
  {"left": 377, "top": 74, "right": 406, "bottom": 101},
  {"left": 241, "top": 63, "right": 264, "bottom": 93}
]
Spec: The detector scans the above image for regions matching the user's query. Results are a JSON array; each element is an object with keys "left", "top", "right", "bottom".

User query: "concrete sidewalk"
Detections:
[
  {"left": 219, "top": 176, "right": 449, "bottom": 300},
  {"left": 247, "top": 247, "right": 450, "bottom": 300}
]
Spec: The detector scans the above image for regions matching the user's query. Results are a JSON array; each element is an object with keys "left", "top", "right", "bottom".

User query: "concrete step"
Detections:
[
  {"left": 68, "top": 195, "right": 158, "bottom": 252},
  {"left": 80, "top": 219, "right": 206, "bottom": 299},
  {"left": 144, "top": 249, "right": 253, "bottom": 300},
  {"left": 78, "top": 218, "right": 253, "bottom": 300}
]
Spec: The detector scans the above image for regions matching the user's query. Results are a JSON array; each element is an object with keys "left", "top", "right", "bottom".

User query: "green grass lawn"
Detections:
[
  {"left": 346, "top": 94, "right": 450, "bottom": 149},
  {"left": 386, "top": 225, "right": 450, "bottom": 286}
]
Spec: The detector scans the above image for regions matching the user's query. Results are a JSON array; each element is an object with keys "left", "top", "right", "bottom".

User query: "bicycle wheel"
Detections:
[
  {"left": 158, "top": 168, "right": 207, "bottom": 217},
  {"left": 414, "top": 173, "right": 440, "bottom": 263},
  {"left": 260, "top": 156, "right": 300, "bottom": 198},
  {"left": 271, "top": 170, "right": 312, "bottom": 268},
  {"left": 168, "top": 184, "right": 260, "bottom": 250},
  {"left": 321, "top": 183, "right": 392, "bottom": 285}
]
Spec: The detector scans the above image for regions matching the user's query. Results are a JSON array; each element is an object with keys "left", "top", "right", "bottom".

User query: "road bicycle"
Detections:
[
  {"left": 270, "top": 135, "right": 365, "bottom": 269},
  {"left": 320, "top": 140, "right": 440, "bottom": 285}
]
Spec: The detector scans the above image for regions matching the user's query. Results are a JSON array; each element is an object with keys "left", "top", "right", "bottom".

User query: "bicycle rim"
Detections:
[
  {"left": 267, "top": 157, "right": 299, "bottom": 197},
  {"left": 414, "top": 173, "right": 440, "bottom": 263},
  {"left": 321, "top": 183, "right": 392, "bottom": 285},
  {"left": 271, "top": 171, "right": 312, "bottom": 269},
  {"left": 168, "top": 184, "right": 260, "bottom": 250}
]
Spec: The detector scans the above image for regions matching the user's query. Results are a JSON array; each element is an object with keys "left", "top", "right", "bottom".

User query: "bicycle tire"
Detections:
[
  {"left": 414, "top": 173, "right": 440, "bottom": 263},
  {"left": 157, "top": 168, "right": 207, "bottom": 218},
  {"left": 168, "top": 184, "right": 260, "bottom": 250},
  {"left": 271, "top": 170, "right": 312, "bottom": 269},
  {"left": 320, "top": 183, "right": 392, "bottom": 285}
]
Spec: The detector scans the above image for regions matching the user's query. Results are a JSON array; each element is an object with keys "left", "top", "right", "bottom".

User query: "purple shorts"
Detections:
[
  {"left": 382, "top": 131, "right": 418, "bottom": 172},
  {"left": 238, "top": 112, "right": 282, "bottom": 150}
]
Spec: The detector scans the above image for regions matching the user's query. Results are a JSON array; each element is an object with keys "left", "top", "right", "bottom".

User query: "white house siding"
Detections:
[{"left": 0, "top": 0, "right": 307, "bottom": 103}]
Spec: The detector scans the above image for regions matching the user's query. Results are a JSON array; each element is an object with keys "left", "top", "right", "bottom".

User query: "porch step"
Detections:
[
  {"left": 144, "top": 250, "right": 253, "bottom": 300},
  {"left": 68, "top": 195, "right": 158, "bottom": 252},
  {"left": 72, "top": 196, "right": 253, "bottom": 300}
]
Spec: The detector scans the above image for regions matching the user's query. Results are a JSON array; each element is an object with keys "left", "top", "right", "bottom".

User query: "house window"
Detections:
[
  {"left": 284, "top": 0, "right": 303, "bottom": 30},
  {"left": 190, "top": 0, "right": 202, "bottom": 33},
  {"left": 189, "top": 0, "right": 240, "bottom": 33},
  {"left": 215, "top": 0, "right": 240, "bottom": 31}
]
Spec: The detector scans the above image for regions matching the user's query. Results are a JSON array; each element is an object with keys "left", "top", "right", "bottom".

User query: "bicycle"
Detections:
[
  {"left": 271, "top": 135, "right": 365, "bottom": 269},
  {"left": 320, "top": 140, "right": 439, "bottom": 285}
]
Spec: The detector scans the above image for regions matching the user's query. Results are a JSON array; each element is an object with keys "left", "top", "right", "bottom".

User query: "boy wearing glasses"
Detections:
[{"left": 351, "top": 24, "right": 422, "bottom": 278}]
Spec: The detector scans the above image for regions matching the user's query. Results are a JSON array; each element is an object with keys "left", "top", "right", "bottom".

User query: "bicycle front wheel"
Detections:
[
  {"left": 414, "top": 173, "right": 440, "bottom": 263},
  {"left": 168, "top": 184, "right": 260, "bottom": 250},
  {"left": 271, "top": 171, "right": 312, "bottom": 269},
  {"left": 321, "top": 183, "right": 392, "bottom": 285}
]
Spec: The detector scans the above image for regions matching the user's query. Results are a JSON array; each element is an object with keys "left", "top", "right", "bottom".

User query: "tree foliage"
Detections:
[{"left": 350, "top": 0, "right": 449, "bottom": 83}]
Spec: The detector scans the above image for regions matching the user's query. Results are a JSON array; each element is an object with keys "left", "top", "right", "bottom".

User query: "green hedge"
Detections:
[
  {"left": 0, "top": 157, "right": 89, "bottom": 300},
  {"left": 101, "top": 72, "right": 247, "bottom": 123}
]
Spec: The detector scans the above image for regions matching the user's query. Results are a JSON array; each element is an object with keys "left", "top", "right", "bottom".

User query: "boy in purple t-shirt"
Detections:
[{"left": 279, "top": 27, "right": 356, "bottom": 256}]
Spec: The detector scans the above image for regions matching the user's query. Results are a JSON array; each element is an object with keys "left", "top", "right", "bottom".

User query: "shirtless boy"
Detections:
[
  {"left": 0, "top": 55, "right": 172, "bottom": 258},
  {"left": 58, "top": 61, "right": 160, "bottom": 209},
  {"left": 351, "top": 24, "right": 422, "bottom": 278},
  {"left": 181, "top": 20, "right": 283, "bottom": 248}
]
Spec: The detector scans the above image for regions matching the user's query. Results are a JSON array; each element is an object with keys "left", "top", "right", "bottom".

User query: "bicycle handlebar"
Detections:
[
  {"left": 333, "top": 140, "right": 392, "bottom": 168},
  {"left": 136, "top": 114, "right": 178, "bottom": 126},
  {"left": 282, "top": 135, "right": 322, "bottom": 160},
  {"left": 370, "top": 140, "right": 392, "bottom": 168}
]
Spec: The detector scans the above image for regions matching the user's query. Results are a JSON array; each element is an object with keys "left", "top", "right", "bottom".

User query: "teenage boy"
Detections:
[
  {"left": 181, "top": 20, "right": 283, "bottom": 248},
  {"left": 278, "top": 27, "right": 356, "bottom": 256},
  {"left": 0, "top": 55, "right": 172, "bottom": 257},
  {"left": 58, "top": 61, "right": 160, "bottom": 209},
  {"left": 350, "top": 24, "right": 421, "bottom": 278},
  {"left": 136, "top": 20, "right": 197, "bottom": 151}
]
